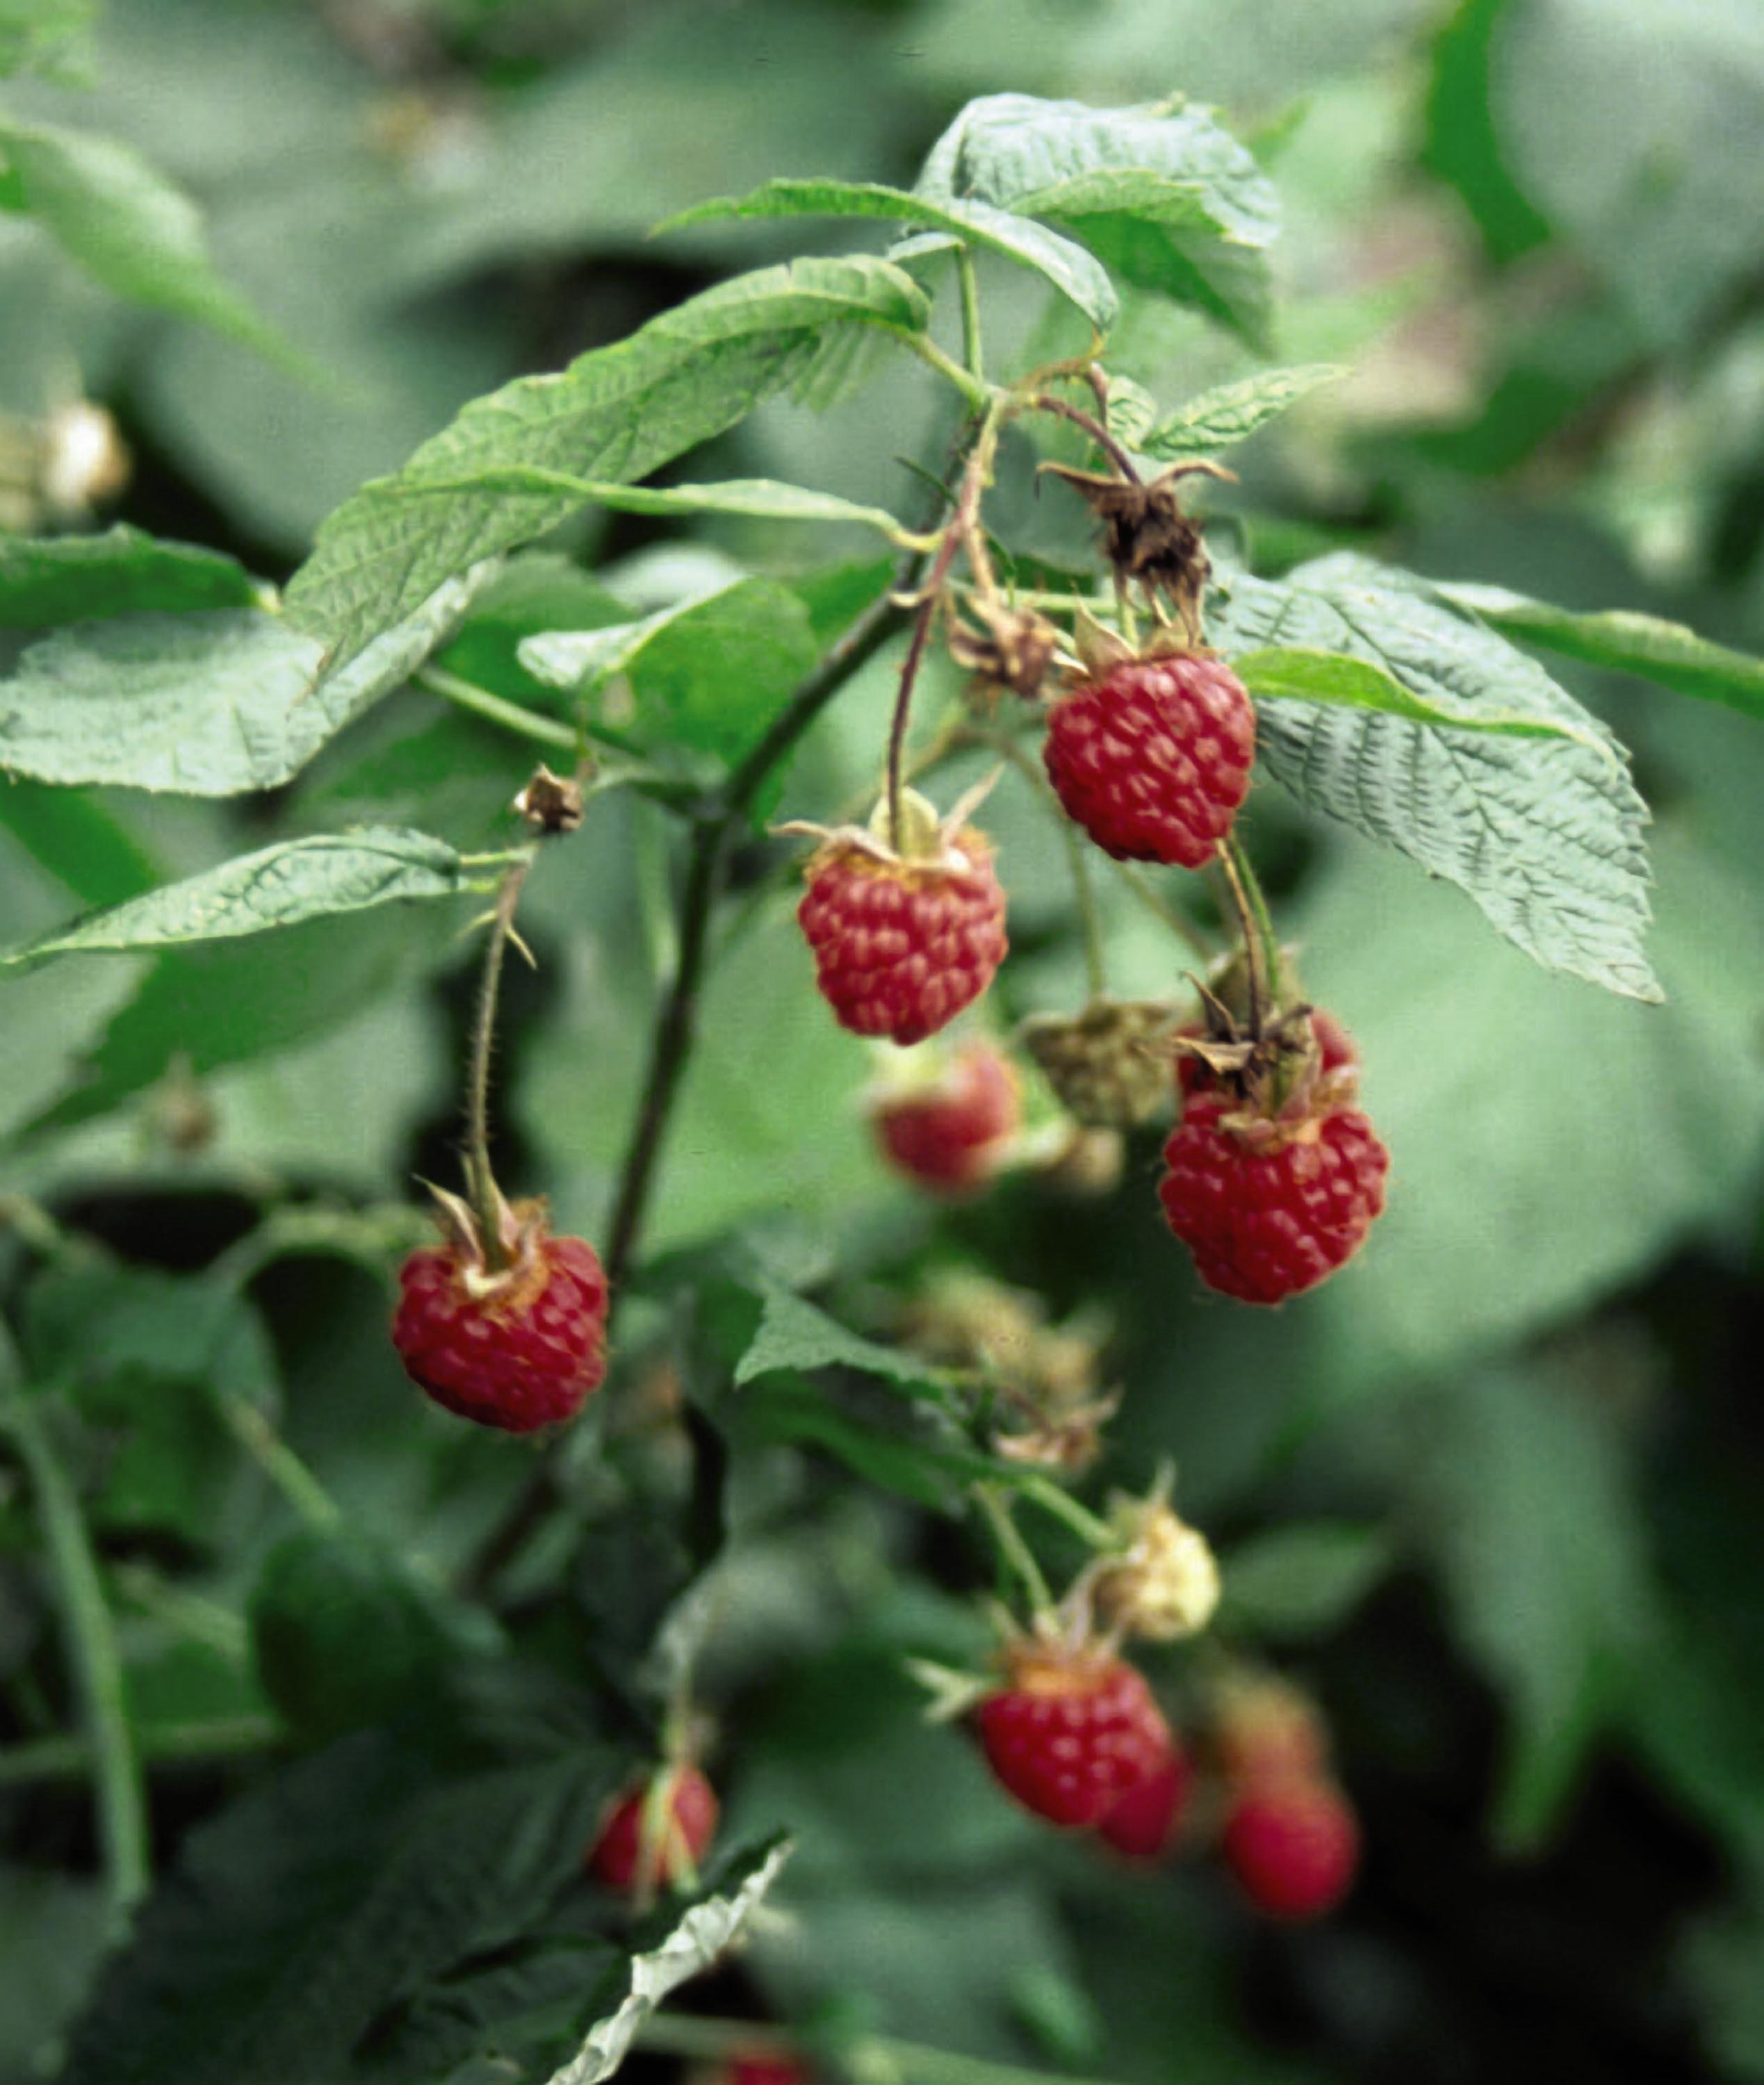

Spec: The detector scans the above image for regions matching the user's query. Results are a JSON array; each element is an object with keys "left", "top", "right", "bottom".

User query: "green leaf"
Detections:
[
  {"left": 59, "top": 1735, "right": 620, "bottom": 2085},
  {"left": 737, "top": 1378, "right": 993, "bottom": 1510},
  {"left": 539, "top": 1837, "right": 793, "bottom": 2085},
  {"left": 0, "top": 781, "right": 161, "bottom": 907},
  {"left": 286, "top": 257, "right": 931, "bottom": 670},
  {"left": 1212, "top": 553, "right": 1660, "bottom": 1002},
  {"left": 0, "top": 525, "right": 261, "bottom": 626},
  {"left": 0, "top": 564, "right": 490, "bottom": 795},
  {"left": 660, "top": 178, "right": 1119, "bottom": 333},
  {"left": 0, "top": 117, "right": 296, "bottom": 362},
  {"left": 24, "top": 1264, "right": 277, "bottom": 1407},
  {"left": 1234, "top": 644, "right": 1602, "bottom": 743},
  {"left": 1218, "top": 1522, "right": 1395, "bottom": 1639},
  {"left": 916, "top": 93, "right": 1280, "bottom": 343},
  {"left": 1, "top": 829, "right": 478, "bottom": 969},
  {"left": 0, "top": 1867, "right": 108, "bottom": 2080},
  {"left": 1135, "top": 364, "right": 1344, "bottom": 458},
  {"left": 251, "top": 1527, "right": 500, "bottom": 1742},
  {"left": 735, "top": 1279, "right": 952, "bottom": 1399},
  {"left": 1438, "top": 585, "right": 1764, "bottom": 723},
  {"left": 407, "top": 466, "right": 913, "bottom": 543},
  {"left": 0, "top": 0, "right": 97, "bottom": 81},
  {"left": 1422, "top": 0, "right": 1552, "bottom": 263}
]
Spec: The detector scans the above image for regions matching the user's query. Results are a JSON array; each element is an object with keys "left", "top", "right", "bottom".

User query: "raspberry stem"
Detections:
[
  {"left": 970, "top": 726, "right": 1108, "bottom": 996},
  {"left": 1017, "top": 1473, "right": 1114, "bottom": 1550},
  {"left": 463, "top": 856, "right": 532, "bottom": 1265},
  {"left": 1217, "top": 835, "right": 1284, "bottom": 1038},
  {"left": 1025, "top": 393, "right": 1142, "bottom": 484},
  {"left": 957, "top": 246, "right": 984, "bottom": 384},
  {"left": 974, "top": 1482, "right": 1054, "bottom": 1616}
]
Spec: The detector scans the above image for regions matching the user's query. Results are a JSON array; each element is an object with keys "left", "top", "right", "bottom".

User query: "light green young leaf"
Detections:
[
  {"left": 0, "top": 525, "right": 261, "bottom": 626},
  {"left": 406, "top": 467, "right": 913, "bottom": 544},
  {"left": 1439, "top": 584, "right": 1764, "bottom": 724},
  {"left": 1233, "top": 645, "right": 1603, "bottom": 744},
  {"left": 286, "top": 257, "right": 931, "bottom": 670},
  {"left": 915, "top": 93, "right": 1280, "bottom": 343},
  {"left": 1212, "top": 554, "right": 1660, "bottom": 1002},
  {"left": 1219, "top": 1523, "right": 1395, "bottom": 1640},
  {"left": 1136, "top": 364, "right": 1344, "bottom": 458},
  {"left": 660, "top": 177, "right": 1118, "bottom": 333},
  {"left": 0, "top": 564, "right": 491, "bottom": 795},
  {"left": 2, "top": 829, "right": 477, "bottom": 970},
  {"left": 542, "top": 1838, "right": 793, "bottom": 2085},
  {"left": 0, "top": 117, "right": 297, "bottom": 363}
]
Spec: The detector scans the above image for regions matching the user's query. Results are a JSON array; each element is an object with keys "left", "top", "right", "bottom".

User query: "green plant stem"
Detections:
[
  {"left": 1218, "top": 832, "right": 1282, "bottom": 1032},
  {"left": 414, "top": 663, "right": 578, "bottom": 753},
  {"left": 463, "top": 856, "right": 533, "bottom": 1260},
  {"left": 636, "top": 2012, "right": 1132, "bottom": 2085},
  {"left": 1, "top": 1387, "right": 149, "bottom": 1925},
  {"left": 1015, "top": 1473, "right": 1114, "bottom": 1549},
  {"left": 0, "top": 1714, "right": 282, "bottom": 1788},
  {"left": 956, "top": 248, "right": 984, "bottom": 383},
  {"left": 974, "top": 1482, "right": 1053, "bottom": 1615},
  {"left": 215, "top": 1393, "right": 339, "bottom": 1531},
  {"left": 1111, "top": 860, "right": 1217, "bottom": 962},
  {"left": 897, "top": 327, "right": 991, "bottom": 414}
]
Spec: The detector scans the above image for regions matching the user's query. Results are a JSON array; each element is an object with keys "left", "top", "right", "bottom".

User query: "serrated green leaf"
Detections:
[
  {"left": 0, "top": 525, "right": 260, "bottom": 626},
  {"left": 407, "top": 467, "right": 913, "bottom": 544},
  {"left": 660, "top": 178, "right": 1118, "bottom": 332},
  {"left": 0, "top": 565, "right": 490, "bottom": 795},
  {"left": 0, "top": 117, "right": 297, "bottom": 364},
  {"left": 1102, "top": 375, "right": 1159, "bottom": 449},
  {"left": 1439, "top": 585, "right": 1764, "bottom": 722},
  {"left": 2, "top": 829, "right": 477, "bottom": 969},
  {"left": 541, "top": 1837, "right": 793, "bottom": 2085},
  {"left": 58, "top": 1736, "right": 620, "bottom": 2085},
  {"left": 1218, "top": 1522, "right": 1394, "bottom": 1639},
  {"left": 1212, "top": 553, "right": 1660, "bottom": 1002},
  {"left": 916, "top": 94, "right": 1280, "bottom": 343},
  {"left": 1136, "top": 364, "right": 1344, "bottom": 457},
  {"left": 735, "top": 1279, "right": 952, "bottom": 1398},
  {"left": 286, "top": 257, "right": 931, "bottom": 670},
  {"left": 1234, "top": 644, "right": 1600, "bottom": 743},
  {"left": 739, "top": 1379, "right": 995, "bottom": 1509}
]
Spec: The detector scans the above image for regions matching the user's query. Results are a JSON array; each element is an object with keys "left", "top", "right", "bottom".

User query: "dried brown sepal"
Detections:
[
  {"left": 1044, "top": 458, "right": 1235, "bottom": 640},
  {"left": 947, "top": 599, "right": 1063, "bottom": 706},
  {"left": 420, "top": 1179, "right": 553, "bottom": 1304},
  {"left": 514, "top": 763, "right": 586, "bottom": 834}
]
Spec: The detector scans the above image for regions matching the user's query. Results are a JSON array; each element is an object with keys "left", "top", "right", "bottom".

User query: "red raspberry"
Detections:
[
  {"left": 1220, "top": 1776, "right": 1359, "bottom": 1920},
  {"left": 1097, "top": 1745, "right": 1194, "bottom": 1861},
  {"left": 1043, "top": 654, "right": 1255, "bottom": 868},
  {"left": 975, "top": 1644, "right": 1173, "bottom": 1828},
  {"left": 1159, "top": 1094, "right": 1388, "bottom": 1304},
  {"left": 713, "top": 2059, "right": 808, "bottom": 2085},
  {"left": 797, "top": 825, "right": 1006, "bottom": 1046},
  {"left": 393, "top": 1212, "right": 607, "bottom": 1432},
  {"left": 588, "top": 1763, "right": 719, "bottom": 1892},
  {"left": 1213, "top": 1676, "right": 1328, "bottom": 1786},
  {"left": 870, "top": 1043, "right": 1020, "bottom": 1194}
]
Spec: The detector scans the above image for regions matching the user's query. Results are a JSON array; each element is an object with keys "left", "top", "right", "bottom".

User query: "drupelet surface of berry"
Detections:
[
  {"left": 589, "top": 1763, "right": 719, "bottom": 1892},
  {"left": 1097, "top": 1746, "right": 1193, "bottom": 1861},
  {"left": 798, "top": 828, "right": 1007, "bottom": 1046},
  {"left": 1159, "top": 1095, "right": 1389, "bottom": 1304},
  {"left": 1220, "top": 1776, "right": 1359, "bottom": 1920},
  {"left": 976, "top": 1646, "right": 1175, "bottom": 1828},
  {"left": 393, "top": 1226, "right": 607, "bottom": 1432},
  {"left": 871, "top": 1043, "right": 1020, "bottom": 1194},
  {"left": 1043, "top": 654, "right": 1255, "bottom": 868}
]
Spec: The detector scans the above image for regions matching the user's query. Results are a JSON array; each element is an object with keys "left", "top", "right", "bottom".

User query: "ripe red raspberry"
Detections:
[
  {"left": 712, "top": 2059, "right": 808, "bottom": 2085},
  {"left": 1097, "top": 1745, "right": 1194, "bottom": 1862},
  {"left": 869, "top": 1043, "right": 1020, "bottom": 1195},
  {"left": 1043, "top": 654, "right": 1255, "bottom": 868},
  {"left": 796, "top": 816, "right": 1007, "bottom": 1046},
  {"left": 588, "top": 1763, "right": 719, "bottom": 1892},
  {"left": 393, "top": 1202, "right": 608, "bottom": 1433},
  {"left": 1159, "top": 1093, "right": 1388, "bottom": 1304},
  {"left": 975, "top": 1644, "right": 1173, "bottom": 1828},
  {"left": 1220, "top": 1776, "right": 1359, "bottom": 1920}
]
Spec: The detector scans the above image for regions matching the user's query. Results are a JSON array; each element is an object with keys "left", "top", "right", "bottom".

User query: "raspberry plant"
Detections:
[{"left": 2, "top": 8, "right": 1763, "bottom": 2084}]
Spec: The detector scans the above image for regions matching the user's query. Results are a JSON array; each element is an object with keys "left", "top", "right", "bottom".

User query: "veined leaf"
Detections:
[
  {"left": 915, "top": 93, "right": 1279, "bottom": 343},
  {"left": 405, "top": 467, "right": 913, "bottom": 544},
  {"left": 0, "top": 565, "right": 491, "bottom": 795},
  {"left": 1233, "top": 645, "right": 1603, "bottom": 744},
  {"left": 1, "top": 829, "right": 480, "bottom": 970},
  {"left": 660, "top": 178, "right": 1118, "bottom": 332},
  {"left": 285, "top": 257, "right": 931, "bottom": 670},
  {"left": 1212, "top": 553, "right": 1660, "bottom": 1002},
  {"left": 1439, "top": 585, "right": 1764, "bottom": 723},
  {"left": 0, "top": 117, "right": 297, "bottom": 364},
  {"left": 541, "top": 1838, "right": 792, "bottom": 2085},
  {"left": 1136, "top": 364, "right": 1344, "bottom": 459},
  {"left": 735, "top": 1278, "right": 954, "bottom": 1400},
  {"left": 0, "top": 526, "right": 260, "bottom": 626}
]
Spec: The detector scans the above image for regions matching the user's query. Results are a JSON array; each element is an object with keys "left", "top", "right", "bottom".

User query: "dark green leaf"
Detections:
[
  {"left": 0, "top": 1865, "right": 108, "bottom": 2079},
  {"left": 0, "top": 525, "right": 260, "bottom": 626},
  {"left": 286, "top": 258, "right": 931, "bottom": 670},
  {"left": 1, "top": 828, "right": 479, "bottom": 969},
  {"left": 0, "top": 781, "right": 163, "bottom": 907},
  {"left": 1213, "top": 553, "right": 1660, "bottom": 1001},
  {"left": 1439, "top": 585, "right": 1764, "bottom": 722},
  {"left": 660, "top": 178, "right": 1118, "bottom": 332},
  {"left": 0, "top": 116, "right": 297, "bottom": 362}
]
